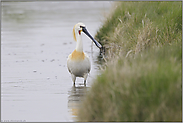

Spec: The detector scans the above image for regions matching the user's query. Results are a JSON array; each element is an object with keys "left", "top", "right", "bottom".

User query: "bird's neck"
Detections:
[{"left": 76, "top": 34, "right": 83, "bottom": 52}]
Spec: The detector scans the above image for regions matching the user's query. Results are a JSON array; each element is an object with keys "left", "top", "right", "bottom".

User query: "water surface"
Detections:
[{"left": 1, "top": 1, "right": 112, "bottom": 122}]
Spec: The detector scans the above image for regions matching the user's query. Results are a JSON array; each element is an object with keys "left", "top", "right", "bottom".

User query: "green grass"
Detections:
[
  {"left": 95, "top": 1, "right": 182, "bottom": 56},
  {"left": 78, "top": 43, "right": 182, "bottom": 122},
  {"left": 78, "top": 1, "right": 182, "bottom": 122}
]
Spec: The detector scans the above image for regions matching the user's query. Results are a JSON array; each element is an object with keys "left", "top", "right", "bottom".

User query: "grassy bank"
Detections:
[
  {"left": 96, "top": 1, "right": 182, "bottom": 56},
  {"left": 78, "top": 1, "right": 182, "bottom": 122}
]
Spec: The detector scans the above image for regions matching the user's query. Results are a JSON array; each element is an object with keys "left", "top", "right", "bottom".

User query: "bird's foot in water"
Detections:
[{"left": 84, "top": 80, "right": 86, "bottom": 86}]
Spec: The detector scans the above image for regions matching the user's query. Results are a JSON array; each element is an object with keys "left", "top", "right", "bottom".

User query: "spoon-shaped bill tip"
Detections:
[{"left": 82, "top": 27, "right": 103, "bottom": 49}]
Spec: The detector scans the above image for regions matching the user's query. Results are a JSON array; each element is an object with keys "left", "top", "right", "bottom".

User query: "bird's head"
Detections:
[
  {"left": 73, "top": 22, "right": 85, "bottom": 41},
  {"left": 73, "top": 22, "right": 102, "bottom": 49}
]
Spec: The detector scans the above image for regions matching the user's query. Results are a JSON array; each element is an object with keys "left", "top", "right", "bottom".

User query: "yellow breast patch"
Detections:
[{"left": 70, "top": 50, "right": 85, "bottom": 60}]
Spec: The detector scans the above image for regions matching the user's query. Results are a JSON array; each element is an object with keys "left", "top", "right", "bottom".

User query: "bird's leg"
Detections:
[
  {"left": 71, "top": 74, "right": 76, "bottom": 85},
  {"left": 83, "top": 74, "right": 88, "bottom": 86},
  {"left": 84, "top": 80, "right": 86, "bottom": 86}
]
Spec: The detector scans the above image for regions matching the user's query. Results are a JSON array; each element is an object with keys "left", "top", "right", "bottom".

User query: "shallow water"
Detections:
[{"left": 1, "top": 2, "right": 112, "bottom": 122}]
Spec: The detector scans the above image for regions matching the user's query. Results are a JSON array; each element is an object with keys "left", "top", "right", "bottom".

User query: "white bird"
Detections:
[{"left": 67, "top": 22, "right": 102, "bottom": 85}]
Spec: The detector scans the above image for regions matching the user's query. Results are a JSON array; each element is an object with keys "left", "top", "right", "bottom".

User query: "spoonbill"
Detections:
[{"left": 67, "top": 22, "right": 102, "bottom": 85}]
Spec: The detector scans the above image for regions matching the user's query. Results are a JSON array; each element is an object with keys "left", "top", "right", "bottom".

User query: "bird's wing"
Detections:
[{"left": 67, "top": 54, "right": 72, "bottom": 73}]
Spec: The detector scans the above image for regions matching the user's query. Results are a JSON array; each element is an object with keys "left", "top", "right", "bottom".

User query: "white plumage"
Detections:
[
  {"left": 67, "top": 22, "right": 102, "bottom": 85},
  {"left": 67, "top": 23, "right": 91, "bottom": 85}
]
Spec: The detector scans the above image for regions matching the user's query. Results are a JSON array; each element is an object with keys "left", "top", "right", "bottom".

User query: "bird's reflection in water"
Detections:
[{"left": 68, "top": 84, "right": 89, "bottom": 120}]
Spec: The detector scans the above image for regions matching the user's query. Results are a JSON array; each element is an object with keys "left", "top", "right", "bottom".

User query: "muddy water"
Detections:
[{"left": 1, "top": 2, "right": 112, "bottom": 122}]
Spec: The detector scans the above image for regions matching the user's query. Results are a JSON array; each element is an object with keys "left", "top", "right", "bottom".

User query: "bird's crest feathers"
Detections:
[{"left": 73, "top": 24, "right": 77, "bottom": 42}]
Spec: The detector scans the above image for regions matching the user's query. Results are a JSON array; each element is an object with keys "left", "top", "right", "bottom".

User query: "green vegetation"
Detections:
[
  {"left": 78, "top": 1, "right": 182, "bottom": 122},
  {"left": 96, "top": 1, "right": 182, "bottom": 56}
]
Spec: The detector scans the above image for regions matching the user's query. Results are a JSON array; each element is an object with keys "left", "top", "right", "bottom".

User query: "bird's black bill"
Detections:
[
  {"left": 82, "top": 27, "right": 102, "bottom": 49},
  {"left": 100, "top": 46, "right": 105, "bottom": 55}
]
